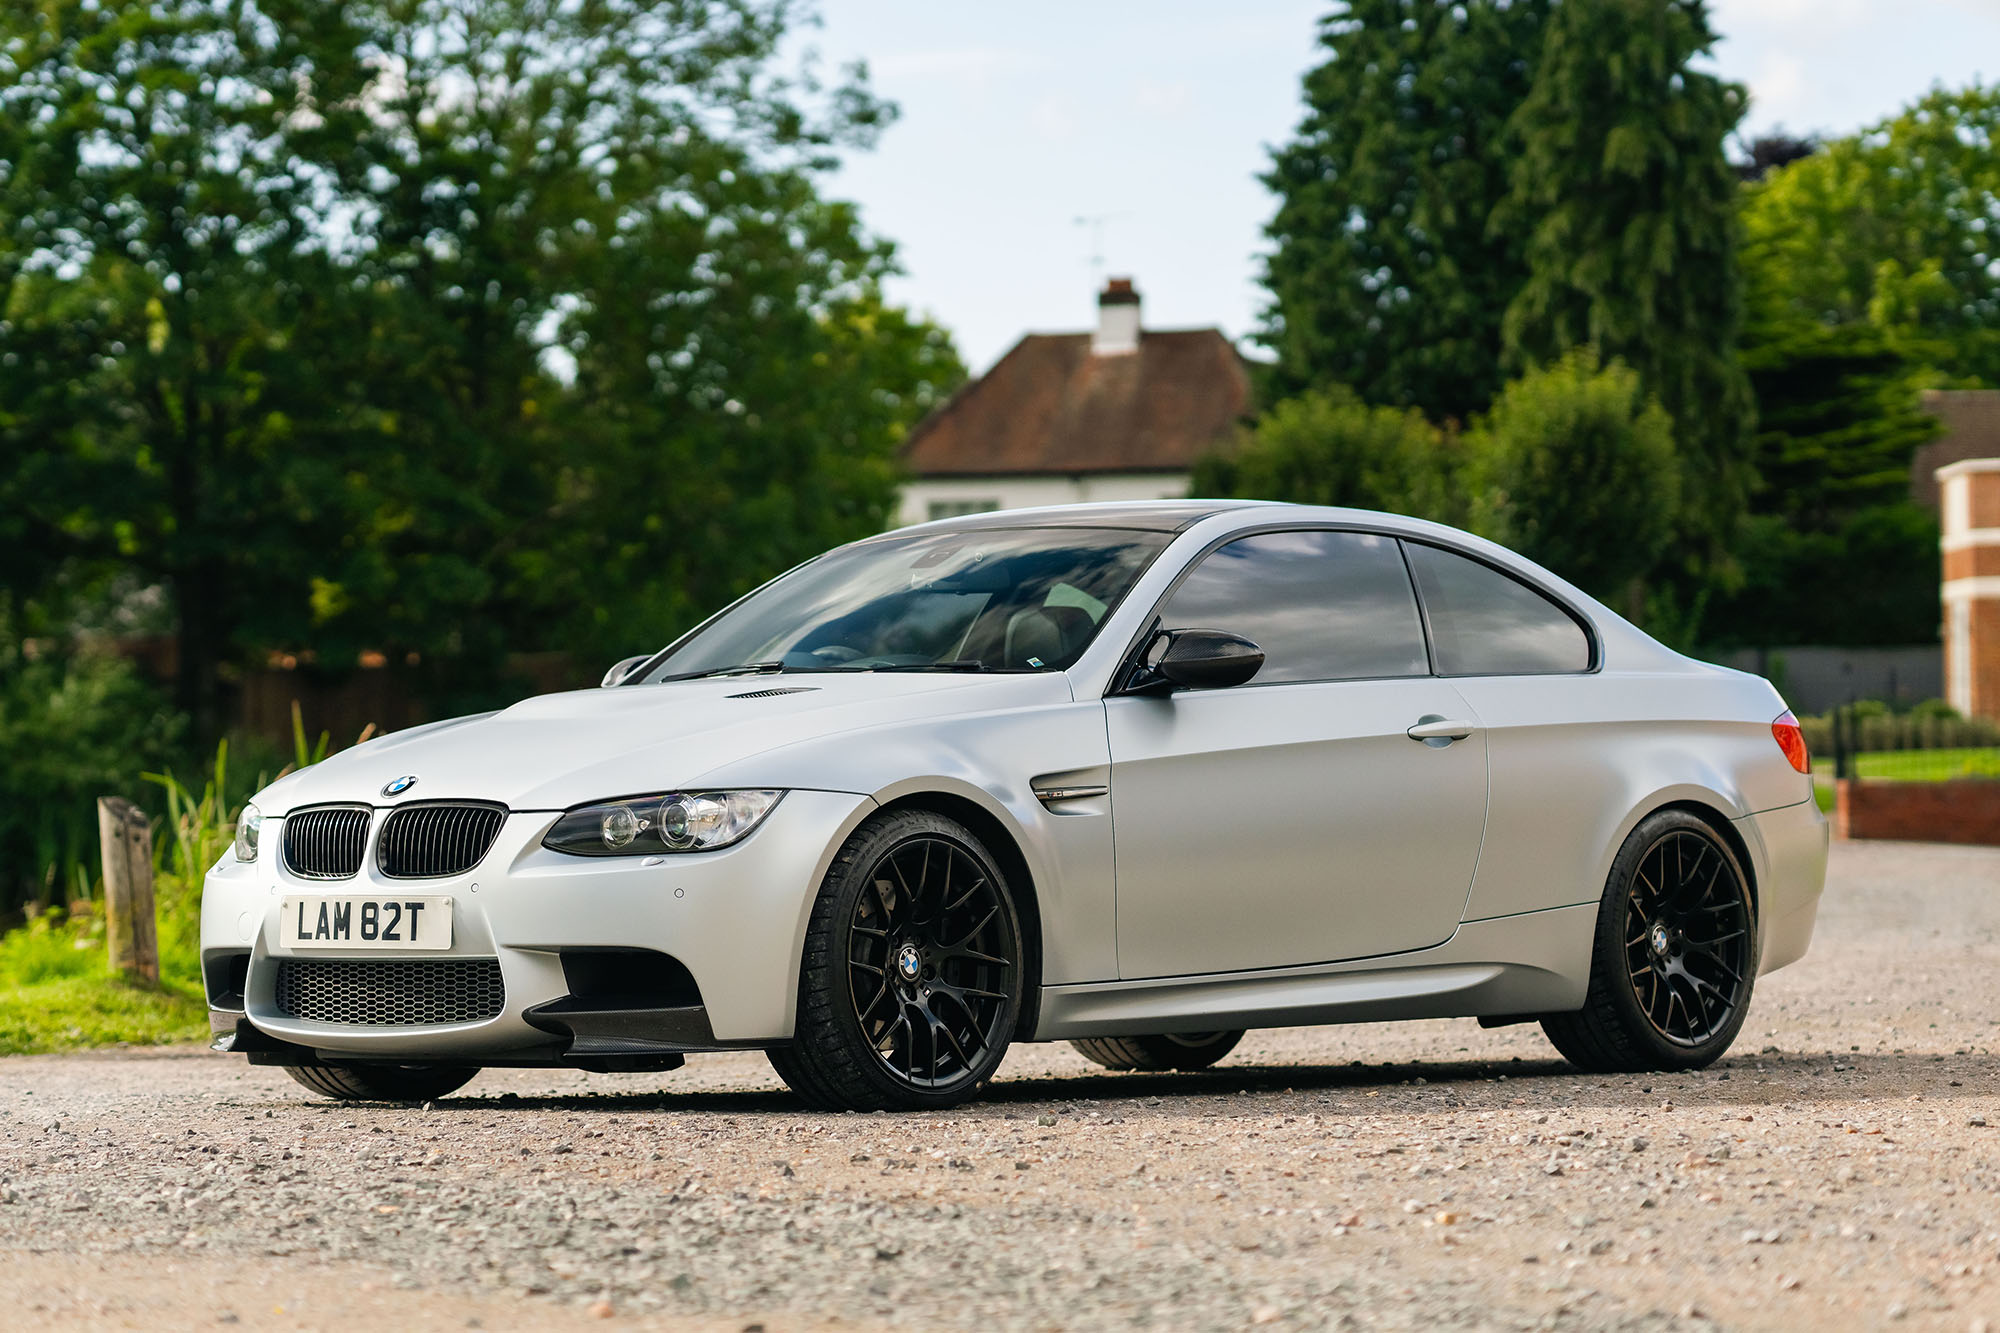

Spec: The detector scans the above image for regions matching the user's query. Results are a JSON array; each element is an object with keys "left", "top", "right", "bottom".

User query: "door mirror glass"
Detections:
[
  {"left": 601, "top": 654, "right": 649, "bottom": 688},
  {"left": 1137, "top": 628, "right": 1265, "bottom": 692}
]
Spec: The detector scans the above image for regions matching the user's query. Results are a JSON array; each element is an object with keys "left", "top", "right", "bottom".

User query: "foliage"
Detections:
[
  {"left": 1739, "top": 84, "right": 2000, "bottom": 384},
  {"left": 1189, "top": 388, "right": 1465, "bottom": 525},
  {"left": 0, "top": 621, "right": 181, "bottom": 910},
  {"left": 1697, "top": 321, "right": 1941, "bottom": 648},
  {"left": 1700, "top": 506, "right": 1941, "bottom": 649},
  {"left": 1258, "top": 0, "right": 1549, "bottom": 422},
  {"left": 1495, "top": 0, "right": 1752, "bottom": 543},
  {"left": 1733, "top": 133, "right": 1817, "bottom": 183},
  {"left": 1465, "top": 350, "right": 1680, "bottom": 607},
  {"left": 0, "top": 0, "right": 962, "bottom": 740},
  {"left": 1736, "top": 322, "right": 1942, "bottom": 527},
  {"left": 0, "top": 730, "right": 293, "bottom": 1052}
]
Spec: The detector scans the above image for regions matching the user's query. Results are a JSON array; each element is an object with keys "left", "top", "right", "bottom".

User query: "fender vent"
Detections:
[{"left": 727, "top": 686, "right": 820, "bottom": 699}]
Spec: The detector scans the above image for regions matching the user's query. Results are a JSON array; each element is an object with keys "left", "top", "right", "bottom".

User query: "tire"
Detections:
[
  {"left": 1541, "top": 809, "right": 1757, "bottom": 1073},
  {"left": 284, "top": 1063, "right": 478, "bottom": 1103},
  {"left": 768, "top": 809, "right": 1026, "bottom": 1111},
  {"left": 1070, "top": 1031, "right": 1244, "bottom": 1072}
]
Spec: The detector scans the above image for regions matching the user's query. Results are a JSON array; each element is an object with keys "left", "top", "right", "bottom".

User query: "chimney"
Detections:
[{"left": 1093, "top": 277, "right": 1141, "bottom": 356}]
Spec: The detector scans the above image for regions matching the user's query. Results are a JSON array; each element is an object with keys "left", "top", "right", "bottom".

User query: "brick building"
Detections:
[{"left": 1938, "top": 457, "right": 2000, "bottom": 720}]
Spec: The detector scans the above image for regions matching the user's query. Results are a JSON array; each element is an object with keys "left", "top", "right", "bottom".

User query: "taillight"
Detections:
[{"left": 1771, "top": 710, "right": 1809, "bottom": 774}]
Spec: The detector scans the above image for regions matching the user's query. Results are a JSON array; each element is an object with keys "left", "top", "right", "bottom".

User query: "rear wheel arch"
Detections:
[{"left": 874, "top": 790, "right": 1044, "bottom": 1042}]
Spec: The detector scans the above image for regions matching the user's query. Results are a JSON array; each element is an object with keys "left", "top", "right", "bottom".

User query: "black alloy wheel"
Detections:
[
  {"left": 1621, "top": 829, "right": 1754, "bottom": 1047},
  {"left": 769, "top": 809, "right": 1025, "bottom": 1110},
  {"left": 1542, "top": 809, "right": 1756, "bottom": 1073}
]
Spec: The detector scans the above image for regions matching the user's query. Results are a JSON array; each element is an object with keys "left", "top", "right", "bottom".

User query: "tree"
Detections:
[
  {"left": 1496, "top": 0, "right": 1752, "bottom": 542},
  {"left": 1739, "top": 84, "right": 2000, "bottom": 385},
  {"left": 1466, "top": 350, "right": 1680, "bottom": 609},
  {"left": 1258, "top": 0, "right": 1550, "bottom": 422},
  {"left": 1190, "top": 388, "right": 1463, "bottom": 524},
  {"left": 1700, "top": 322, "right": 1943, "bottom": 647},
  {"left": 0, "top": 1, "right": 388, "bottom": 736},
  {"left": 1733, "top": 132, "right": 1816, "bottom": 183},
  {"left": 0, "top": 0, "right": 961, "bottom": 736}
]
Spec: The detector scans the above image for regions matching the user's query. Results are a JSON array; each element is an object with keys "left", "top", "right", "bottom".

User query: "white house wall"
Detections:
[{"left": 897, "top": 474, "right": 1192, "bottom": 528}]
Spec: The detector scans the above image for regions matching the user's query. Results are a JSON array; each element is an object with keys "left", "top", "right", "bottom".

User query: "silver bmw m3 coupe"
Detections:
[{"left": 201, "top": 501, "right": 1828, "bottom": 1110}]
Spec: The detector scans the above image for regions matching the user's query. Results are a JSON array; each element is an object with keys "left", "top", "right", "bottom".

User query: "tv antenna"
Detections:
[{"left": 1073, "top": 212, "right": 1129, "bottom": 284}]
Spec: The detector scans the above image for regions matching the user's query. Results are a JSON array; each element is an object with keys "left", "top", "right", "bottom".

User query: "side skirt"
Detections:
[{"left": 1032, "top": 903, "right": 1595, "bottom": 1040}]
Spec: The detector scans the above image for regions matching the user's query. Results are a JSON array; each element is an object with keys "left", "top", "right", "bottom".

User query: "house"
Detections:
[
  {"left": 895, "top": 278, "right": 1253, "bottom": 527},
  {"left": 1939, "top": 457, "right": 2000, "bottom": 720}
]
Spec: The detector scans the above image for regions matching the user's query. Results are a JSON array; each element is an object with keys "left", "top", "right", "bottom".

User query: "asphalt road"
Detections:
[{"left": 2, "top": 838, "right": 1997, "bottom": 1331}]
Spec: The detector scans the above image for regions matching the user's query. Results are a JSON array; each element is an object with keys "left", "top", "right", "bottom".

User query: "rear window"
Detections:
[{"left": 1404, "top": 542, "right": 1592, "bottom": 676}]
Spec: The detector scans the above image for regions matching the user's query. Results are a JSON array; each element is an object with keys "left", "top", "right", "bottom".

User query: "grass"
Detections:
[
  {"left": 0, "top": 976, "right": 206, "bottom": 1054},
  {"left": 0, "top": 900, "right": 207, "bottom": 1054},
  {"left": 1811, "top": 747, "right": 2000, "bottom": 784},
  {"left": 0, "top": 716, "right": 348, "bottom": 1056}
]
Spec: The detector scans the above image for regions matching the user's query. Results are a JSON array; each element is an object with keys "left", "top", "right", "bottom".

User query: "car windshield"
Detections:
[{"left": 640, "top": 527, "right": 1173, "bottom": 678}]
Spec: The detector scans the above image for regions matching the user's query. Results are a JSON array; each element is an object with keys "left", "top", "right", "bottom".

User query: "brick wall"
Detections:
[{"left": 1835, "top": 779, "right": 2000, "bottom": 846}]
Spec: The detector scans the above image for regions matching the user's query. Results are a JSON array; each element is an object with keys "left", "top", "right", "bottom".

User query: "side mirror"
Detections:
[
  {"left": 1128, "top": 628, "right": 1264, "bottom": 694},
  {"left": 601, "top": 655, "right": 650, "bottom": 688}
]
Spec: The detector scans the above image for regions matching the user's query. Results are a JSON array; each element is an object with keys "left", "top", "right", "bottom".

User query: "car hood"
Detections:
[{"left": 253, "top": 672, "right": 1075, "bottom": 815}]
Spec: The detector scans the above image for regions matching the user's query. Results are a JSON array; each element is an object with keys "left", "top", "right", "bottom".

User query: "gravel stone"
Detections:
[{"left": 1, "top": 839, "right": 1996, "bottom": 1330}]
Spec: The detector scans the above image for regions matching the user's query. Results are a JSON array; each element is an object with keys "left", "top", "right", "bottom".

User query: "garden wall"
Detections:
[{"left": 1834, "top": 778, "right": 2000, "bottom": 846}]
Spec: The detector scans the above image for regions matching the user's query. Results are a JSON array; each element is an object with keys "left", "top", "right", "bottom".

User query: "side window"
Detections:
[
  {"left": 1159, "top": 530, "right": 1428, "bottom": 683},
  {"left": 1403, "top": 542, "right": 1592, "bottom": 675}
]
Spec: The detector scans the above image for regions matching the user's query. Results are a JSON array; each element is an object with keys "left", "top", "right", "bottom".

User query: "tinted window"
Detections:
[
  {"left": 1160, "top": 530, "right": 1428, "bottom": 683},
  {"left": 1404, "top": 542, "right": 1591, "bottom": 675}
]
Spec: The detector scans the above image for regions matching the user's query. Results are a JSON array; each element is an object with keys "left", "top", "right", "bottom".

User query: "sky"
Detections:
[{"left": 806, "top": 0, "right": 2000, "bottom": 374}]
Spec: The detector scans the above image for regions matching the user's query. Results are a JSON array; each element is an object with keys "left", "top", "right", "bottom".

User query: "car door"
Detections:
[
  {"left": 1398, "top": 540, "right": 1607, "bottom": 925},
  {"left": 1104, "top": 529, "right": 1489, "bottom": 979}
]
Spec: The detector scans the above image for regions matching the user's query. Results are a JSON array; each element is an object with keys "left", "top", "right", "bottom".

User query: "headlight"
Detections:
[
  {"left": 234, "top": 804, "right": 263, "bottom": 862},
  {"left": 543, "top": 790, "right": 784, "bottom": 856}
]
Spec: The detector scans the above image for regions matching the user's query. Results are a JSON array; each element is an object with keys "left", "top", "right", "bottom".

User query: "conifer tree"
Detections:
[
  {"left": 1259, "top": 0, "right": 1550, "bottom": 422},
  {"left": 1496, "top": 0, "right": 1753, "bottom": 540}
]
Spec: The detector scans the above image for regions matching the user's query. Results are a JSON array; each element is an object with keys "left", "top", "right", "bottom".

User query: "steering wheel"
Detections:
[{"left": 809, "top": 644, "right": 864, "bottom": 663}]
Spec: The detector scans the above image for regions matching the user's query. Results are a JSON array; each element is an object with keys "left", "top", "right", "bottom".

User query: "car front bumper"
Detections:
[{"left": 199, "top": 789, "right": 876, "bottom": 1063}]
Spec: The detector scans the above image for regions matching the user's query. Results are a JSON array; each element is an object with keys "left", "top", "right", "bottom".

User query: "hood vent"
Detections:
[{"left": 727, "top": 686, "right": 820, "bottom": 699}]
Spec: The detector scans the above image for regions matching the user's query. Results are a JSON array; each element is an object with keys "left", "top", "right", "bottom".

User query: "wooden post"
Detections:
[{"left": 97, "top": 797, "right": 159, "bottom": 985}]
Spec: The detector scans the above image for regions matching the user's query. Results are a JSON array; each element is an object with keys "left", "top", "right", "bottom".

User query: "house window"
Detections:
[{"left": 927, "top": 499, "right": 1001, "bottom": 521}]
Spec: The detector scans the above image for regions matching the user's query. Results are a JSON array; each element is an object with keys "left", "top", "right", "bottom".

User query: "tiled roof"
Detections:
[
  {"left": 901, "top": 329, "right": 1253, "bottom": 477},
  {"left": 1916, "top": 389, "right": 2000, "bottom": 509}
]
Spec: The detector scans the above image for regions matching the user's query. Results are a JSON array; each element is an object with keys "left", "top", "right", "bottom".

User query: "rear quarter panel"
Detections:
[{"left": 1455, "top": 668, "right": 1813, "bottom": 924}]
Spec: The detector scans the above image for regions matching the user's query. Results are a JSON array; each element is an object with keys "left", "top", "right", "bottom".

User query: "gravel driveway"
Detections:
[{"left": 3, "top": 839, "right": 1998, "bottom": 1331}]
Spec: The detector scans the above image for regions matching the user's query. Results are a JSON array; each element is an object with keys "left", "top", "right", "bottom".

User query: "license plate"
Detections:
[{"left": 281, "top": 896, "right": 453, "bottom": 950}]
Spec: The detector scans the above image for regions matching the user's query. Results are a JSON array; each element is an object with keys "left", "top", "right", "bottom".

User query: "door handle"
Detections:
[{"left": 1407, "top": 715, "right": 1476, "bottom": 745}]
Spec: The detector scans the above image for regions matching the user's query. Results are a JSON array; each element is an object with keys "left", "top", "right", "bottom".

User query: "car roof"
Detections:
[{"left": 897, "top": 499, "right": 1274, "bottom": 535}]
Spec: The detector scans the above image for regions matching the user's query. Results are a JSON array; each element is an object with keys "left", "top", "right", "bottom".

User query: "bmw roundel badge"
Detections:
[{"left": 382, "top": 775, "right": 419, "bottom": 797}]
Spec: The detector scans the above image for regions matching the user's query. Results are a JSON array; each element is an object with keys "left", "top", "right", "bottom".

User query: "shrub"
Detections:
[
  {"left": 1466, "top": 349, "right": 1681, "bottom": 609},
  {"left": 1190, "top": 387, "right": 1465, "bottom": 525},
  {"left": 0, "top": 627, "right": 182, "bottom": 912}
]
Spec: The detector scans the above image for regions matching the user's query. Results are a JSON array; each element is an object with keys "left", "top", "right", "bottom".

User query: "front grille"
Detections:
[
  {"left": 273, "top": 958, "right": 505, "bottom": 1026},
  {"left": 376, "top": 803, "right": 506, "bottom": 878},
  {"left": 282, "top": 807, "right": 371, "bottom": 879}
]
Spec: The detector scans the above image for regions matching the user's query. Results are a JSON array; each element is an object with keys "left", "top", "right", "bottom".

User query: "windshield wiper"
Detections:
[
  {"left": 864, "top": 660, "right": 1002, "bottom": 673},
  {"left": 654, "top": 660, "right": 790, "bottom": 682}
]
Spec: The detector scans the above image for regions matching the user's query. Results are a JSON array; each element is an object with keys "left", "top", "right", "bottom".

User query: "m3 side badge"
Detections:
[{"left": 382, "top": 775, "right": 419, "bottom": 797}]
